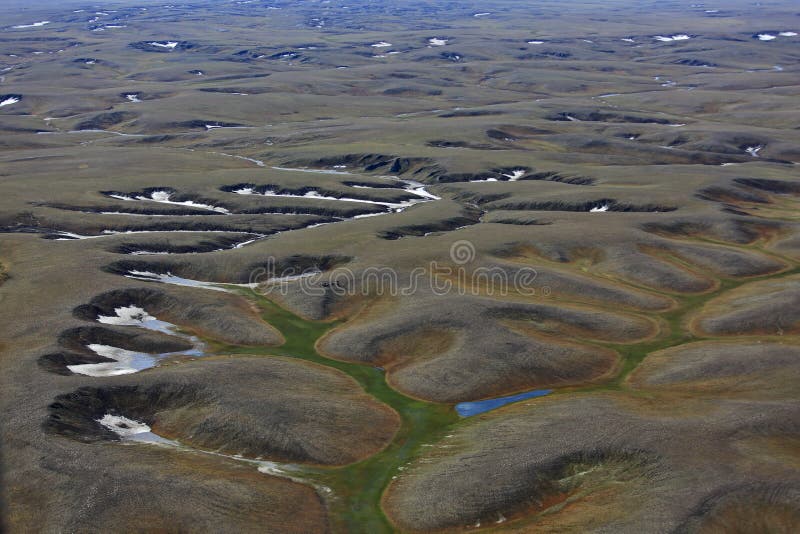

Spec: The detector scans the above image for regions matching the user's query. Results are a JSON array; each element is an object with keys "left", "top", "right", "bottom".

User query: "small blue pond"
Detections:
[{"left": 455, "top": 389, "right": 552, "bottom": 417}]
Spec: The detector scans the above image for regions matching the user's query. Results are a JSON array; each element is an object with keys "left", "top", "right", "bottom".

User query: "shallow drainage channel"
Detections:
[{"left": 97, "top": 413, "right": 330, "bottom": 492}]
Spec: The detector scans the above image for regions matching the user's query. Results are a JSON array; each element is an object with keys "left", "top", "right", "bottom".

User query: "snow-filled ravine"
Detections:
[
  {"left": 123, "top": 270, "right": 322, "bottom": 291},
  {"left": 0, "top": 96, "right": 21, "bottom": 108},
  {"left": 108, "top": 190, "right": 230, "bottom": 214},
  {"left": 53, "top": 168, "right": 442, "bottom": 250},
  {"left": 67, "top": 305, "right": 205, "bottom": 376},
  {"left": 236, "top": 167, "right": 441, "bottom": 211}
]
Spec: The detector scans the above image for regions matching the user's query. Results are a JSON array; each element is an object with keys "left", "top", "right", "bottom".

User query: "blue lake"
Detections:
[{"left": 456, "top": 389, "right": 552, "bottom": 417}]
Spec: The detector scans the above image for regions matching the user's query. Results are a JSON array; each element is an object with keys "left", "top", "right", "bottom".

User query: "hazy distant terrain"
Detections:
[{"left": 1, "top": 1, "right": 799, "bottom": 532}]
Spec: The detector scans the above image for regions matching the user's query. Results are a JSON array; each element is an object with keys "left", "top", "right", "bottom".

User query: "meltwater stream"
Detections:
[
  {"left": 123, "top": 270, "right": 321, "bottom": 290},
  {"left": 97, "top": 412, "right": 328, "bottom": 491}
]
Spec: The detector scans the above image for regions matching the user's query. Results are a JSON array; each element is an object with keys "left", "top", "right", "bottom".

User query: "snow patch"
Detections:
[
  {"left": 97, "top": 305, "right": 156, "bottom": 326},
  {"left": 0, "top": 96, "right": 20, "bottom": 108},
  {"left": 502, "top": 169, "right": 527, "bottom": 181},
  {"left": 12, "top": 21, "right": 50, "bottom": 29},
  {"left": 69, "top": 344, "right": 159, "bottom": 376},
  {"left": 125, "top": 271, "right": 234, "bottom": 292},
  {"left": 135, "top": 190, "right": 229, "bottom": 214},
  {"left": 654, "top": 34, "right": 690, "bottom": 42},
  {"left": 149, "top": 41, "right": 178, "bottom": 49},
  {"left": 97, "top": 414, "right": 176, "bottom": 445},
  {"left": 745, "top": 146, "right": 762, "bottom": 158},
  {"left": 98, "top": 414, "right": 151, "bottom": 437},
  {"left": 96, "top": 305, "right": 188, "bottom": 336}
]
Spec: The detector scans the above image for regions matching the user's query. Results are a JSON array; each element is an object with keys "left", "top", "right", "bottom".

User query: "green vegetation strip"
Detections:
[
  {"left": 573, "top": 263, "right": 800, "bottom": 392},
  {"left": 213, "top": 259, "right": 798, "bottom": 531},
  {"left": 220, "top": 292, "right": 459, "bottom": 533}
]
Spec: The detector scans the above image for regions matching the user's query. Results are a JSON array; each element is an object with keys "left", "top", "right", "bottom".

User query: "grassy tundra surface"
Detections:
[{"left": 1, "top": 0, "right": 800, "bottom": 532}]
